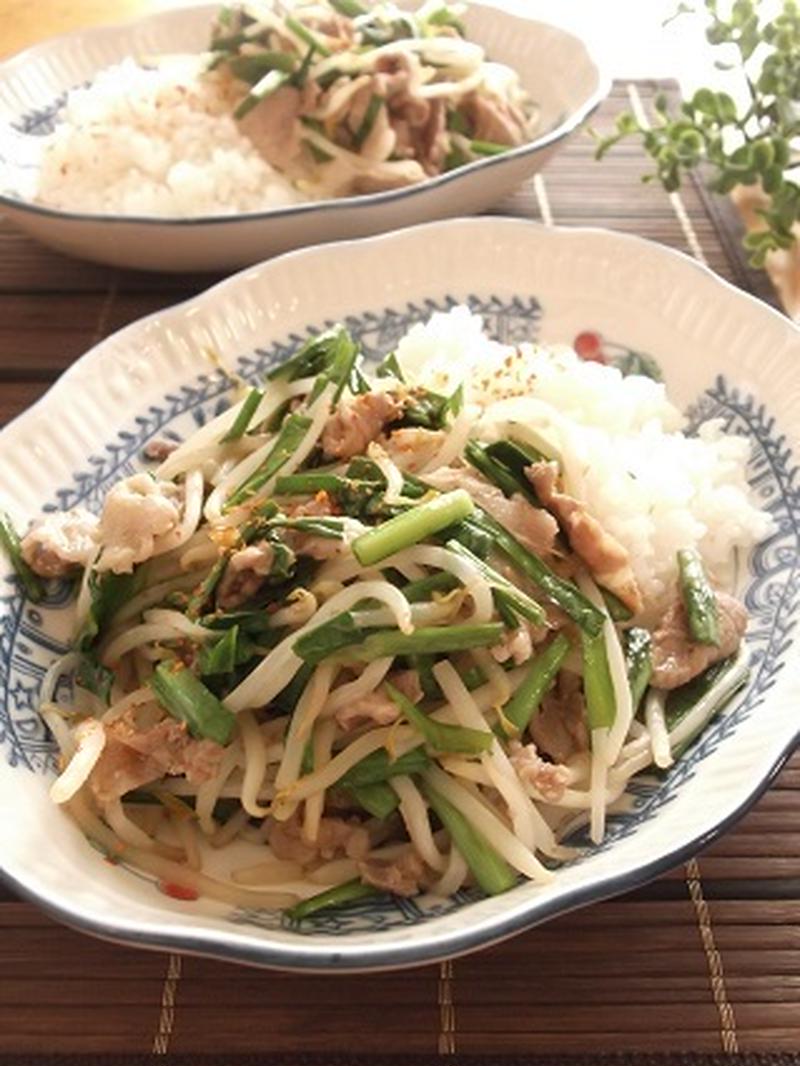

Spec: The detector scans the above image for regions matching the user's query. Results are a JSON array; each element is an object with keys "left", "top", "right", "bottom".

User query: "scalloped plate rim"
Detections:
[{"left": 3, "top": 214, "right": 799, "bottom": 438}]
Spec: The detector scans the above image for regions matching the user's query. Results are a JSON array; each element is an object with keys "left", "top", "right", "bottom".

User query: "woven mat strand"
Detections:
[
  {"left": 1, "top": 1057, "right": 800, "bottom": 1066},
  {"left": 0, "top": 81, "right": 798, "bottom": 1061}
]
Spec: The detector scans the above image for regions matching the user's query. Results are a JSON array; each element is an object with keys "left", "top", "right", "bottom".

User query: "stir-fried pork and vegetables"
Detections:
[
  {"left": 2, "top": 308, "right": 766, "bottom": 918},
  {"left": 208, "top": 0, "right": 538, "bottom": 195}
]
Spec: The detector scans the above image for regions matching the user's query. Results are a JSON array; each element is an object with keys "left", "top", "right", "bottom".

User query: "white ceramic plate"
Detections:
[
  {"left": 1, "top": 217, "right": 798, "bottom": 971},
  {"left": 0, "top": 3, "right": 608, "bottom": 272}
]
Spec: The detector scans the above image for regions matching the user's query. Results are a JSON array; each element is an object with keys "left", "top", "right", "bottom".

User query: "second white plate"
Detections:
[{"left": 0, "top": 3, "right": 608, "bottom": 271}]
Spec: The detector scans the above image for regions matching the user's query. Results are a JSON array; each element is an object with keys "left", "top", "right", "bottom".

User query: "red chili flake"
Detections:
[
  {"left": 159, "top": 880, "right": 199, "bottom": 902},
  {"left": 574, "top": 331, "right": 607, "bottom": 363}
]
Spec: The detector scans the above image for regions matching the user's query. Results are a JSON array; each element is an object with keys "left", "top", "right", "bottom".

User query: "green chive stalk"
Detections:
[
  {"left": 234, "top": 69, "right": 291, "bottom": 119},
  {"left": 0, "top": 512, "right": 44, "bottom": 602},
  {"left": 420, "top": 782, "right": 516, "bottom": 895},
  {"left": 339, "top": 746, "right": 429, "bottom": 789},
  {"left": 477, "top": 511, "right": 604, "bottom": 636},
  {"left": 581, "top": 630, "right": 616, "bottom": 730},
  {"left": 149, "top": 663, "right": 236, "bottom": 745},
  {"left": 294, "top": 611, "right": 363, "bottom": 665},
  {"left": 350, "top": 781, "right": 400, "bottom": 819},
  {"left": 268, "top": 325, "right": 353, "bottom": 386},
  {"left": 625, "top": 627, "right": 652, "bottom": 713},
  {"left": 446, "top": 539, "right": 545, "bottom": 626},
  {"left": 267, "top": 516, "right": 345, "bottom": 538},
  {"left": 275, "top": 473, "right": 348, "bottom": 495},
  {"left": 666, "top": 654, "right": 749, "bottom": 760},
  {"left": 339, "top": 623, "right": 504, "bottom": 663},
  {"left": 307, "top": 326, "right": 359, "bottom": 404},
  {"left": 78, "top": 570, "right": 142, "bottom": 648},
  {"left": 677, "top": 548, "right": 720, "bottom": 646},
  {"left": 186, "top": 556, "right": 227, "bottom": 621},
  {"left": 285, "top": 15, "right": 331, "bottom": 56},
  {"left": 226, "top": 413, "right": 312, "bottom": 508},
  {"left": 665, "top": 656, "right": 737, "bottom": 733},
  {"left": 220, "top": 387, "right": 264, "bottom": 443},
  {"left": 386, "top": 683, "right": 493, "bottom": 755},
  {"left": 329, "top": 0, "right": 367, "bottom": 15},
  {"left": 602, "top": 587, "right": 634, "bottom": 623},
  {"left": 503, "top": 634, "right": 571, "bottom": 732},
  {"left": 470, "top": 139, "right": 510, "bottom": 156},
  {"left": 227, "top": 51, "right": 297, "bottom": 83},
  {"left": 464, "top": 440, "right": 533, "bottom": 501},
  {"left": 286, "top": 879, "right": 379, "bottom": 921},
  {"left": 352, "top": 490, "right": 474, "bottom": 566},
  {"left": 402, "top": 570, "right": 460, "bottom": 603},
  {"left": 353, "top": 94, "right": 383, "bottom": 147},
  {"left": 198, "top": 625, "right": 240, "bottom": 676}
]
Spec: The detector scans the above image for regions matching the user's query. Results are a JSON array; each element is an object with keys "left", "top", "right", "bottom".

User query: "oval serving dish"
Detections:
[
  {"left": 0, "top": 3, "right": 608, "bottom": 272},
  {"left": 1, "top": 217, "right": 798, "bottom": 971}
]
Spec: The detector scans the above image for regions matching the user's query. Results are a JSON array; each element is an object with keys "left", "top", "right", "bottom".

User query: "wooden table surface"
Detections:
[{"left": 0, "top": 5, "right": 798, "bottom": 1059}]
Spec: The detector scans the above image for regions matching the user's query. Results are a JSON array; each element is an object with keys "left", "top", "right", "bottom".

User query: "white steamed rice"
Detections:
[
  {"left": 36, "top": 57, "right": 303, "bottom": 217},
  {"left": 396, "top": 307, "right": 772, "bottom": 615}
]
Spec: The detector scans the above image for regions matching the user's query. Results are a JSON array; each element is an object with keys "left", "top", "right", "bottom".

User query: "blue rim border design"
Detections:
[
  {"left": 0, "top": 7, "right": 611, "bottom": 227},
  {"left": 0, "top": 288, "right": 799, "bottom": 964}
]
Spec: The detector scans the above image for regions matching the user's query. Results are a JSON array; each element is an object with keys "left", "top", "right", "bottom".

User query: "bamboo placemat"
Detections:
[{"left": 0, "top": 80, "right": 798, "bottom": 1062}]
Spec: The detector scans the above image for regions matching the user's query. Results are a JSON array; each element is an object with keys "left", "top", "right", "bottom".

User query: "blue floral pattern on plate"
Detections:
[
  {"left": 12, "top": 95, "right": 65, "bottom": 137},
  {"left": 0, "top": 294, "right": 796, "bottom": 937}
]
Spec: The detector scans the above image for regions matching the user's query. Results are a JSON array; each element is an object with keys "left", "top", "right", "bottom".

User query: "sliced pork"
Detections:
[
  {"left": 490, "top": 625, "right": 535, "bottom": 666},
  {"left": 269, "top": 814, "right": 370, "bottom": 865},
  {"left": 21, "top": 508, "right": 99, "bottom": 578},
  {"left": 90, "top": 712, "right": 224, "bottom": 803},
  {"left": 97, "top": 473, "right": 182, "bottom": 574},
  {"left": 509, "top": 740, "right": 570, "bottom": 804},
  {"left": 530, "top": 671, "right": 589, "bottom": 764},
  {"left": 216, "top": 541, "right": 276, "bottom": 610},
  {"left": 383, "top": 427, "right": 445, "bottom": 473},
  {"left": 322, "top": 392, "right": 403, "bottom": 460},
  {"left": 335, "top": 669, "right": 422, "bottom": 731},
  {"left": 237, "top": 85, "right": 304, "bottom": 172},
  {"left": 526, "top": 461, "right": 642, "bottom": 614},
  {"left": 359, "top": 849, "right": 426, "bottom": 897},
  {"left": 651, "top": 591, "right": 747, "bottom": 689},
  {"left": 462, "top": 91, "right": 528, "bottom": 146},
  {"left": 426, "top": 465, "right": 559, "bottom": 558}
]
